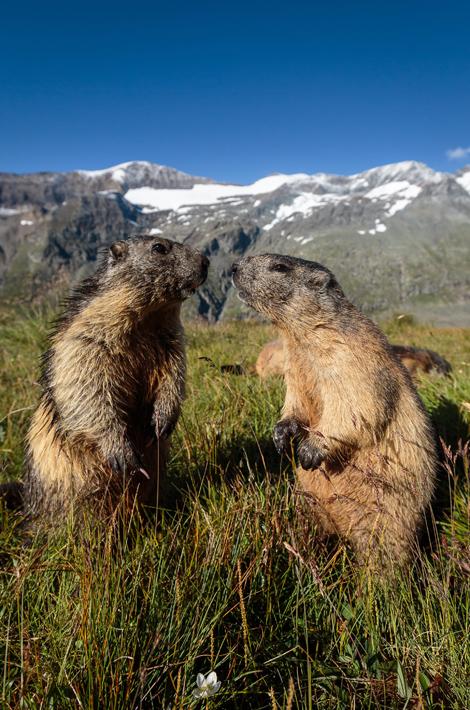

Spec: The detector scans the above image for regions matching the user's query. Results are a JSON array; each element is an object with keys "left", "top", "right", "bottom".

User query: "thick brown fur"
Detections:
[
  {"left": 233, "top": 254, "right": 437, "bottom": 571},
  {"left": 24, "top": 235, "right": 209, "bottom": 520},
  {"left": 256, "top": 339, "right": 452, "bottom": 379}
]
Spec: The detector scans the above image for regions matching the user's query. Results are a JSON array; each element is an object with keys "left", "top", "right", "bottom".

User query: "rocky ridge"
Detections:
[{"left": 1, "top": 160, "right": 469, "bottom": 324}]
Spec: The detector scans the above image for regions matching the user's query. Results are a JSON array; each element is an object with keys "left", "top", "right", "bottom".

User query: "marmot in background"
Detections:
[
  {"left": 391, "top": 344, "right": 451, "bottom": 377},
  {"left": 255, "top": 339, "right": 285, "bottom": 379},
  {"left": 232, "top": 254, "right": 437, "bottom": 570},
  {"left": 255, "top": 339, "right": 451, "bottom": 379},
  {"left": 25, "top": 236, "right": 209, "bottom": 519}
]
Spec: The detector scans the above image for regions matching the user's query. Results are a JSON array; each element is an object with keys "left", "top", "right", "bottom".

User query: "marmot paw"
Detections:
[
  {"left": 273, "top": 417, "right": 303, "bottom": 454},
  {"left": 297, "top": 441, "right": 325, "bottom": 470},
  {"left": 107, "top": 444, "right": 142, "bottom": 475}
]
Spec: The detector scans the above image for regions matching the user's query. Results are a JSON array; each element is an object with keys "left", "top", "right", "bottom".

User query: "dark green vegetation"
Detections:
[{"left": 1, "top": 309, "right": 469, "bottom": 708}]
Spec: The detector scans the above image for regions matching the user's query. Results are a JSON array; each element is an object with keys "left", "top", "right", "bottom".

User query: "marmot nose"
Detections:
[{"left": 231, "top": 262, "right": 239, "bottom": 275}]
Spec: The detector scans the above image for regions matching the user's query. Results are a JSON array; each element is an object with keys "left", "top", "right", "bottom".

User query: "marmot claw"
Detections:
[{"left": 273, "top": 417, "right": 303, "bottom": 454}]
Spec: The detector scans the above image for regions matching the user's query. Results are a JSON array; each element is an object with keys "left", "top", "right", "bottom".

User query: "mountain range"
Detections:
[{"left": 1, "top": 160, "right": 469, "bottom": 324}]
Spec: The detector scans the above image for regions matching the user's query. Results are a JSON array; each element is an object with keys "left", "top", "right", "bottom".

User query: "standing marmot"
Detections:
[
  {"left": 232, "top": 254, "right": 437, "bottom": 570},
  {"left": 25, "top": 235, "right": 209, "bottom": 519},
  {"left": 255, "top": 339, "right": 451, "bottom": 379}
]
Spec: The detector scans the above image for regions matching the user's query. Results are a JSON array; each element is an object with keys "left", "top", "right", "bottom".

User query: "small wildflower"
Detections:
[{"left": 193, "top": 671, "right": 221, "bottom": 699}]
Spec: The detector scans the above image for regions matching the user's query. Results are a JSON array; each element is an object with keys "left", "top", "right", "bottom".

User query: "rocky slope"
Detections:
[{"left": 1, "top": 160, "right": 469, "bottom": 324}]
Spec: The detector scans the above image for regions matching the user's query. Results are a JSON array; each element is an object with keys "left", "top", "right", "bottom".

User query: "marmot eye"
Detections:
[
  {"left": 152, "top": 242, "right": 167, "bottom": 255},
  {"left": 270, "top": 263, "right": 291, "bottom": 273}
]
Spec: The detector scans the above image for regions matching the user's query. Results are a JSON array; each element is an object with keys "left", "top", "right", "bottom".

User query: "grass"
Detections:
[{"left": 0, "top": 307, "right": 469, "bottom": 709}]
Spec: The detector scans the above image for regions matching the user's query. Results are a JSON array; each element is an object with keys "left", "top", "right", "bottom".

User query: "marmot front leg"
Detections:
[
  {"left": 151, "top": 355, "right": 185, "bottom": 440},
  {"left": 81, "top": 393, "right": 142, "bottom": 474},
  {"left": 153, "top": 405, "right": 179, "bottom": 440},
  {"left": 273, "top": 418, "right": 325, "bottom": 469},
  {"left": 274, "top": 382, "right": 308, "bottom": 455},
  {"left": 298, "top": 421, "right": 358, "bottom": 470},
  {"left": 297, "top": 434, "right": 327, "bottom": 470},
  {"left": 104, "top": 431, "right": 143, "bottom": 475},
  {"left": 52, "top": 345, "right": 142, "bottom": 476},
  {"left": 277, "top": 386, "right": 326, "bottom": 469},
  {"left": 273, "top": 417, "right": 306, "bottom": 455}
]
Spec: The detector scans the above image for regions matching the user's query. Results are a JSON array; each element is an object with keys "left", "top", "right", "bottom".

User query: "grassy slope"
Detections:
[{"left": 0, "top": 309, "right": 469, "bottom": 709}]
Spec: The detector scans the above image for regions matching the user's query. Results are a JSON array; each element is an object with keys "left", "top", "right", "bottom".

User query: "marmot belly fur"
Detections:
[
  {"left": 233, "top": 254, "right": 437, "bottom": 570},
  {"left": 25, "top": 235, "right": 209, "bottom": 519}
]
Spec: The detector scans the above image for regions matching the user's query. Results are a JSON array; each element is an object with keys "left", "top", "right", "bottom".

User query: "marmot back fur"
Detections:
[
  {"left": 25, "top": 235, "right": 209, "bottom": 519},
  {"left": 233, "top": 254, "right": 437, "bottom": 570}
]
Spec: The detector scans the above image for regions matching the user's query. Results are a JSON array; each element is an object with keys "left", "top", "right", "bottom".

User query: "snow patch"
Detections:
[
  {"left": 457, "top": 171, "right": 470, "bottom": 194},
  {"left": 263, "top": 191, "right": 344, "bottom": 231},
  {"left": 366, "top": 181, "right": 421, "bottom": 200},
  {"left": 386, "top": 199, "right": 413, "bottom": 217},
  {"left": 20, "top": 219, "right": 34, "bottom": 226},
  {"left": 149, "top": 227, "right": 163, "bottom": 235},
  {"left": 365, "top": 181, "right": 422, "bottom": 217},
  {"left": 0, "top": 207, "right": 19, "bottom": 216},
  {"left": 125, "top": 173, "right": 309, "bottom": 213}
]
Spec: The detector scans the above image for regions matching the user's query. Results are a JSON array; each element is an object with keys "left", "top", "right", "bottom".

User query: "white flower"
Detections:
[{"left": 193, "top": 671, "right": 221, "bottom": 699}]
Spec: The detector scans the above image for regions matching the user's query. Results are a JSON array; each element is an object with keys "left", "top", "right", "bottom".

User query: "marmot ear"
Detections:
[
  {"left": 308, "top": 270, "right": 332, "bottom": 289},
  {"left": 110, "top": 241, "right": 129, "bottom": 261}
]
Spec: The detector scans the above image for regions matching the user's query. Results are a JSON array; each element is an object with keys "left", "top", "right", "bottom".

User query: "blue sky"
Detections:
[{"left": 1, "top": 0, "right": 469, "bottom": 182}]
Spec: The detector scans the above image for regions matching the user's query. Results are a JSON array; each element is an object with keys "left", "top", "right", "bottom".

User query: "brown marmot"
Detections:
[
  {"left": 232, "top": 254, "right": 437, "bottom": 570},
  {"left": 24, "top": 235, "right": 209, "bottom": 519},
  {"left": 255, "top": 339, "right": 285, "bottom": 378},
  {"left": 256, "top": 339, "right": 451, "bottom": 379},
  {"left": 391, "top": 344, "right": 451, "bottom": 377}
]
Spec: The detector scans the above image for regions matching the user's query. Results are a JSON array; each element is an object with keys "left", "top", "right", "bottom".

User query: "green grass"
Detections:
[{"left": 0, "top": 308, "right": 469, "bottom": 709}]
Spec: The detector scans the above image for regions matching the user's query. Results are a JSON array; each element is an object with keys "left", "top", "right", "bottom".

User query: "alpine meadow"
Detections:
[
  {"left": 0, "top": 306, "right": 469, "bottom": 708},
  {"left": 2, "top": 1, "right": 470, "bottom": 706}
]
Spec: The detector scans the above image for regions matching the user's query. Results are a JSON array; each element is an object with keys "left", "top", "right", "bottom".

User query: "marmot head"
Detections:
[
  {"left": 231, "top": 254, "right": 345, "bottom": 326},
  {"left": 106, "top": 235, "right": 209, "bottom": 306}
]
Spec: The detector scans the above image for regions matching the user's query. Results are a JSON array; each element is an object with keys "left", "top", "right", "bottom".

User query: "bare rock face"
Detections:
[{"left": 1, "top": 160, "right": 469, "bottom": 324}]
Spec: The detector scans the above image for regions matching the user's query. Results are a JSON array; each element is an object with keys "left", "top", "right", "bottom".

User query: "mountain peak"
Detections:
[
  {"left": 75, "top": 161, "right": 213, "bottom": 190},
  {"left": 359, "top": 160, "right": 444, "bottom": 185}
]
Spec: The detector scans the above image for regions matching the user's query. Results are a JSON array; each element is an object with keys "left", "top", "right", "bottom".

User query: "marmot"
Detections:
[
  {"left": 391, "top": 344, "right": 451, "bottom": 377},
  {"left": 255, "top": 339, "right": 451, "bottom": 379},
  {"left": 24, "top": 235, "right": 209, "bottom": 519},
  {"left": 232, "top": 254, "right": 437, "bottom": 570},
  {"left": 255, "top": 339, "right": 285, "bottom": 379}
]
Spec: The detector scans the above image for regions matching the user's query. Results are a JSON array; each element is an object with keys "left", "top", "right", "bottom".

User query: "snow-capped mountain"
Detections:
[
  {"left": 123, "top": 160, "right": 468, "bottom": 237},
  {"left": 1, "top": 160, "right": 469, "bottom": 324}
]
